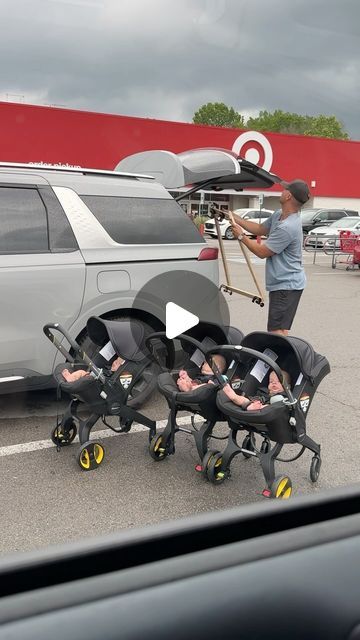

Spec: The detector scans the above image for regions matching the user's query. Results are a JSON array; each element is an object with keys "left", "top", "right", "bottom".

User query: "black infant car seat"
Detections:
[
  {"left": 145, "top": 321, "right": 244, "bottom": 466},
  {"left": 202, "top": 331, "right": 330, "bottom": 499},
  {"left": 44, "top": 317, "right": 157, "bottom": 471}
]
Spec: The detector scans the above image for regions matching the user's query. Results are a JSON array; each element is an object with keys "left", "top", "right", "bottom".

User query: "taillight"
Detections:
[{"left": 197, "top": 247, "right": 219, "bottom": 260}]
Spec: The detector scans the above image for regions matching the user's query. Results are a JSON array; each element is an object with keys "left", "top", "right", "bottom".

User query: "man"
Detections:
[{"left": 229, "top": 179, "right": 310, "bottom": 336}]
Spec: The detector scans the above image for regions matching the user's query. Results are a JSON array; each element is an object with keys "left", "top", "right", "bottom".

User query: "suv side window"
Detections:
[
  {"left": 80, "top": 196, "right": 202, "bottom": 244},
  {"left": 0, "top": 186, "right": 48, "bottom": 253}
]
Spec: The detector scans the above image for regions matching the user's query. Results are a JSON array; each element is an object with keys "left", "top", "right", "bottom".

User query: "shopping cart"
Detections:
[{"left": 332, "top": 230, "right": 360, "bottom": 270}]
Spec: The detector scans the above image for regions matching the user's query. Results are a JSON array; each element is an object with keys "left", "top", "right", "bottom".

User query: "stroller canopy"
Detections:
[
  {"left": 86, "top": 317, "right": 147, "bottom": 363},
  {"left": 179, "top": 321, "right": 244, "bottom": 359},
  {"left": 241, "top": 332, "right": 330, "bottom": 383}
]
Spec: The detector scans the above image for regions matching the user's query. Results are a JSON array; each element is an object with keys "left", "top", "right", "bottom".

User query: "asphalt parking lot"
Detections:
[{"left": 0, "top": 238, "right": 359, "bottom": 555}]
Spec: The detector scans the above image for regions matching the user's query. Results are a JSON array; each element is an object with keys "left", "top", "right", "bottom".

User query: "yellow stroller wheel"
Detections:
[
  {"left": 206, "top": 452, "right": 227, "bottom": 485},
  {"left": 270, "top": 475, "right": 292, "bottom": 499},
  {"left": 149, "top": 435, "right": 168, "bottom": 461},
  {"left": 78, "top": 441, "right": 105, "bottom": 471}
]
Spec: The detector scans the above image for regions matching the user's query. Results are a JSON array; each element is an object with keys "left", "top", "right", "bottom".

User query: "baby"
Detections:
[
  {"left": 62, "top": 356, "right": 125, "bottom": 382},
  {"left": 223, "top": 370, "right": 290, "bottom": 410},
  {"left": 176, "top": 354, "right": 227, "bottom": 392}
]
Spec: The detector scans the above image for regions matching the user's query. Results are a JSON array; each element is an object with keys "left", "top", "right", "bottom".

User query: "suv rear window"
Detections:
[{"left": 80, "top": 196, "right": 203, "bottom": 244}]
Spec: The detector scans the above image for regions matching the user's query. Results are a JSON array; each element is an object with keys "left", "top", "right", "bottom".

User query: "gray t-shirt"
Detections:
[{"left": 262, "top": 210, "right": 306, "bottom": 292}]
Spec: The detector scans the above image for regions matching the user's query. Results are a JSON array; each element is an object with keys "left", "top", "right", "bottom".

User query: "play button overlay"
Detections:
[
  {"left": 166, "top": 302, "right": 199, "bottom": 339},
  {"left": 131, "top": 269, "right": 230, "bottom": 359}
]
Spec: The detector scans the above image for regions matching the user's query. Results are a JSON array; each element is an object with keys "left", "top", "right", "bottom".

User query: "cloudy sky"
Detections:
[{"left": 1, "top": 0, "right": 359, "bottom": 138}]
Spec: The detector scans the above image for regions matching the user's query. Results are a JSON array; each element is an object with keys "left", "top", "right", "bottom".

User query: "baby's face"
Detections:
[
  {"left": 268, "top": 372, "right": 284, "bottom": 393},
  {"left": 201, "top": 361, "right": 213, "bottom": 375}
]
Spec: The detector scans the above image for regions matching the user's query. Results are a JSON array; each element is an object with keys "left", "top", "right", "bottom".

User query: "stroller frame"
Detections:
[
  {"left": 44, "top": 323, "right": 156, "bottom": 470},
  {"left": 145, "top": 332, "right": 237, "bottom": 464},
  {"left": 201, "top": 345, "right": 322, "bottom": 499}
]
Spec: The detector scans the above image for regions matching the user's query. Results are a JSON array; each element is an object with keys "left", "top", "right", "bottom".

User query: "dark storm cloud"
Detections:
[{"left": 0, "top": 0, "right": 359, "bottom": 138}]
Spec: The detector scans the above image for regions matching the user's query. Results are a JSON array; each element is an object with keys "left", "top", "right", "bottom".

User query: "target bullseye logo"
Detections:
[{"left": 232, "top": 131, "right": 273, "bottom": 172}]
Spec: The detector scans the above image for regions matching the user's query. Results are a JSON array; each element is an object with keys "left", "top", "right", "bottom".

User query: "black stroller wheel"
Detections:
[
  {"left": 51, "top": 421, "right": 77, "bottom": 447},
  {"left": 206, "top": 452, "right": 226, "bottom": 485},
  {"left": 270, "top": 475, "right": 292, "bottom": 499},
  {"left": 78, "top": 441, "right": 105, "bottom": 471},
  {"left": 260, "top": 439, "right": 270, "bottom": 454},
  {"left": 310, "top": 455, "right": 322, "bottom": 483},
  {"left": 149, "top": 435, "right": 168, "bottom": 461},
  {"left": 241, "top": 434, "right": 254, "bottom": 459},
  {"left": 201, "top": 450, "right": 217, "bottom": 479}
]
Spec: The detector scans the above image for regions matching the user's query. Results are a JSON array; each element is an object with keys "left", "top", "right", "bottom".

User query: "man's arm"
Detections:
[
  {"left": 231, "top": 223, "right": 275, "bottom": 259},
  {"left": 227, "top": 211, "right": 269, "bottom": 237}
]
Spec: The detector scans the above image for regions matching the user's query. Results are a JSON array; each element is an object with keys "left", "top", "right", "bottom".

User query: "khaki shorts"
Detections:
[{"left": 267, "top": 290, "right": 303, "bottom": 331}]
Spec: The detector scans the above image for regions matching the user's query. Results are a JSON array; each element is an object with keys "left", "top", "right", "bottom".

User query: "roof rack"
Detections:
[{"left": 0, "top": 161, "right": 155, "bottom": 180}]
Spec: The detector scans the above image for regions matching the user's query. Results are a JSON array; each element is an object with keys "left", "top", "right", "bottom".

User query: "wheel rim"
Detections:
[
  {"left": 52, "top": 423, "right": 77, "bottom": 446},
  {"left": 153, "top": 437, "right": 163, "bottom": 453},
  {"left": 79, "top": 442, "right": 104, "bottom": 470},
  {"left": 79, "top": 448, "right": 91, "bottom": 470},
  {"left": 93, "top": 443, "right": 104, "bottom": 465},
  {"left": 210, "top": 455, "right": 225, "bottom": 482},
  {"left": 274, "top": 477, "right": 292, "bottom": 499},
  {"left": 150, "top": 436, "right": 166, "bottom": 459}
]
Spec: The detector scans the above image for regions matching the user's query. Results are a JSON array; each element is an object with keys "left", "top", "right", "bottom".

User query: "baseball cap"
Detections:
[{"left": 281, "top": 179, "right": 310, "bottom": 204}]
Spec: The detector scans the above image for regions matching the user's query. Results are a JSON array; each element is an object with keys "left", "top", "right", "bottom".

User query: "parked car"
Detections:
[
  {"left": 204, "top": 208, "right": 273, "bottom": 240},
  {"left": 305, "top": 217, "right": 360, "bottom": 248},
  {"left": 301, "top": 208, "right": 359, "bottom": 235}
]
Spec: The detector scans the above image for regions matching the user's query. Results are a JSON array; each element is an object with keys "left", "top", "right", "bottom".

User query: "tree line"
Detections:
[{"left": 192, "top": 103, "right": 349, "bottom": 140}]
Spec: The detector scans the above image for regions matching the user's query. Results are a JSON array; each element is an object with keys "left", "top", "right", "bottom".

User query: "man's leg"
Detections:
[{"left": 267, "top": 290, "right": 303, "bottom": 334}]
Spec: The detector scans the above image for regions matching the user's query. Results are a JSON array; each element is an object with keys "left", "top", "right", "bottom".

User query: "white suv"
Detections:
[
  {"left": 204, "top": 208, "right": 273, "bottom": 240},
  {"left": 0, "top": 150, "right": 280, "bottom": 405},
  {"left": 0, "top": 162, "right": 211, "bottom": 406}
]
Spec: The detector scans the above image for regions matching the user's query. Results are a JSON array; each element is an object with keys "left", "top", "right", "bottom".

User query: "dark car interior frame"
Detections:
[{"left": 0, "top": 484, "right": 360, "bottom": 639}]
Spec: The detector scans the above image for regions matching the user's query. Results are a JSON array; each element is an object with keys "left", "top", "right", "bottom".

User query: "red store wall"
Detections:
[{"left": 1, "top": 101, "right": 360, "bottom": 198}]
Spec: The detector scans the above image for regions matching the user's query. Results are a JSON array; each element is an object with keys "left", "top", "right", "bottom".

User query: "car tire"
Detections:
[
  {"left": 77, "top": 315, "right": 159, "bottom": 409},
  {"left": 224, "top": 227, "right": 235, "bottom": 240}
]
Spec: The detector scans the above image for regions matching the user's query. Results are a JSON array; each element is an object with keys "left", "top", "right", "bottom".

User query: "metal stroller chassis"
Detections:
[{"left": 44, "top": 323, "right": 156, "bottom": 470}]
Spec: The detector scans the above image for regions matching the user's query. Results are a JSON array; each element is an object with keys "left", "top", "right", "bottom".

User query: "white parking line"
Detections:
[{"left": 0, "top": 416, "right": 199, "bottom": 458}]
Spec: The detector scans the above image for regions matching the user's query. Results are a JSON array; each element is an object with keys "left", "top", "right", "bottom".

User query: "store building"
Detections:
[{"left": 1, "top": 101, "right": 360, "bottom": 214}]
